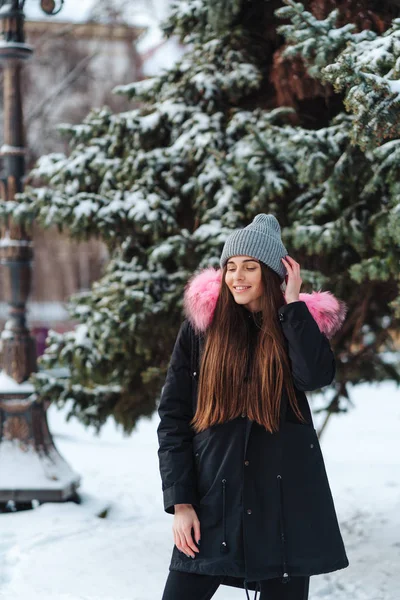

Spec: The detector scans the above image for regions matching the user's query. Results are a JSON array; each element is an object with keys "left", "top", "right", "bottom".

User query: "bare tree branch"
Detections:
[{"left": 25, "top": 51, "right": 98, "bottom": 125}]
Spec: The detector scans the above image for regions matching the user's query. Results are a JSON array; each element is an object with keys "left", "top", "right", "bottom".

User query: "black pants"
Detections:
[{"left": 161, "top": 570, "right": 310, "bottom": 600}]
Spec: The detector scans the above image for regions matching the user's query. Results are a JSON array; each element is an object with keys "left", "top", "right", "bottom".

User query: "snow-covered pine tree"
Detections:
[
  {"left": 275, "top": 0, "right": 400, "bottom": 373},
  {"left": 1, "top": 0, "right": 399, "bottom": 432},
  {"left": 277, "top": 0, "right": 400, "bottom": 148}
]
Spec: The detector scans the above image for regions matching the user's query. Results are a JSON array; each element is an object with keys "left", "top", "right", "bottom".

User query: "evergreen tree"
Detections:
[{"left": 1, "top": 0, "right": 399, "bottom": 432}]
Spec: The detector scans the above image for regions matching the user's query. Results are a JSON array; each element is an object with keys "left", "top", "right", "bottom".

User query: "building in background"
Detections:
[{"left": 0, "top": 5, "right": 185, "bottom": 354}]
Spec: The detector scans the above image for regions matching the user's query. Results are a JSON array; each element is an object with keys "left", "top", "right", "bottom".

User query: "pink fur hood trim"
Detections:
[{"left": 183, "top": 267, "right": 347, "bottom": 339}]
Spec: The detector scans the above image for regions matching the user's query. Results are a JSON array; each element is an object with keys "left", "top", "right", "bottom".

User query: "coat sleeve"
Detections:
[
  {"left": 156, "top": 319, "right": 199, "bottom": 515},
  {"left": 278, "top": 300, "right": 336, "bottom": 392}
]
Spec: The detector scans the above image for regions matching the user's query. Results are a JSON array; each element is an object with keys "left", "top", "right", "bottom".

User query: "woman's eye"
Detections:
[{"left": 227, "top": 268, "right": 256, "bottom": 272}]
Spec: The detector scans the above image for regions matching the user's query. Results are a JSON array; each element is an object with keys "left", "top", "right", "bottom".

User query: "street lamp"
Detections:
[
  {"left": 40, "top": 0, "right": 64, "bottom": 15},
  {"left": 0, "top": 0, "right": 80, "bottom": 507}
]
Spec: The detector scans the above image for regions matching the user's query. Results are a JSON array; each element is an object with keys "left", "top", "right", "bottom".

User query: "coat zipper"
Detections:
[
  {"left": 220, "top": 478, "right": 228, "bottom": 554},
  {"left": 277, "top": 474, "right": 291, "bottom": 584}
]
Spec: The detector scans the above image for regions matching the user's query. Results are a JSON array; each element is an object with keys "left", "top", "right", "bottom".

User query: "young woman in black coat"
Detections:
[{"left": 157, "top": 214, "right": 349, "bottom": 600}]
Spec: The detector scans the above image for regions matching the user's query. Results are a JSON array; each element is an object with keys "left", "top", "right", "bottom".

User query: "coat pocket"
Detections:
[
  {"left": 192, "top": 427, "right": 219, "bottom": 501},
  {"left": 281, "top": 422, "right": 324, "bottom": 486},
  {"left": 195, "top": 477, "right": 227, "bottom": 551}
]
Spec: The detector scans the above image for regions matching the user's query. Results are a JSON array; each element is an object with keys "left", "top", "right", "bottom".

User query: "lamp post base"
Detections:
[{"left": 0, "top": 371, "right": 81, "bottom": 505}]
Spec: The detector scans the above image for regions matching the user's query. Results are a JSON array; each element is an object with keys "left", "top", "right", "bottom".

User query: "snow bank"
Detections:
[{"left": 0, "top": 381, "right": 398, "bottom": 599}]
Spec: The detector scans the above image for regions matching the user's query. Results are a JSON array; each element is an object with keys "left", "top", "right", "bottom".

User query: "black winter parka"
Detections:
[{"left": 157, "top": 274, "right": 349, "bottom": 597}]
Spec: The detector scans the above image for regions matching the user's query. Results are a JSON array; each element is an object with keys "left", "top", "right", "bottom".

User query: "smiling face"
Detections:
[{"left": 224, "top": 255, "right": 264, "bottom": 312}]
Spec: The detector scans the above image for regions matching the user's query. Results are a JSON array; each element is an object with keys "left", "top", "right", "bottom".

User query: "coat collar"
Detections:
[{"left": 183, "top": 266, "right": 347, "bottom": 339}]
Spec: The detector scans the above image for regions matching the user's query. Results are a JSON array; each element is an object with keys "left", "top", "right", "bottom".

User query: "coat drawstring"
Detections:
[
  {"left": 244, "top": 579, "right": 261, "bottom": 600},
  {"left": 220, "top": 478, "right": 228, "bottom": 553},
  {"left": 277, "top": 474, "right": 291, "bottom": 584}
]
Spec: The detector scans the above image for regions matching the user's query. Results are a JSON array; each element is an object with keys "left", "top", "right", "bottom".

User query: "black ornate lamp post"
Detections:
[{"left": 0, "top": 0, "right": 80, "bottom": 506}]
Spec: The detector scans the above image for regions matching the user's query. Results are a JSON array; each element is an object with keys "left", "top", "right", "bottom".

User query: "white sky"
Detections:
[
  {"left": 25, "top": 0, "right": 172, "bottom": 53},
  {"left": 25, "top": 0, "right": 170, "bottom": 22}
]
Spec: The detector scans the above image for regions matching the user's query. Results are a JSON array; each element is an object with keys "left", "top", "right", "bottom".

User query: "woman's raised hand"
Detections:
[
  {"left": 173, "top": 504, "right": 201, "bottom": 558},
  {"left": 281, "top": 255, "right": 302, "bottom": 303}
]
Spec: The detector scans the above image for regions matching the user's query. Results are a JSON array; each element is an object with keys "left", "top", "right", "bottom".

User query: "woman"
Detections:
[{"left": 157, "top": 214, "right": 349, "bottom": 600}]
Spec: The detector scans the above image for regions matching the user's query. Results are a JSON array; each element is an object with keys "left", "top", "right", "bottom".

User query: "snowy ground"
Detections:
[{"left": 0, "top": 382, "right": 399, "bottom": 600}]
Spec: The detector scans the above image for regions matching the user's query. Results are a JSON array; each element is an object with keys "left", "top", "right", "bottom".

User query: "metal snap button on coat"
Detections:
[
  {"left": 278, "top": 313, "right": 284, "bottom": 321},
  {"left": 244, "top": 460, "right": 249, "bottom": 466},
  {"left": 247, "top": 508, "right": 252, "bottom": 514}
]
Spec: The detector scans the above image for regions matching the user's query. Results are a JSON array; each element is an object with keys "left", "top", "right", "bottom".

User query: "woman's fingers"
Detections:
[
  {"left": 178, "top": 529, "right": 194, "bottom": 558},
  {"left": 174, "top": 529, "right": 181, "bottom": 553},
  {"left": 174, "top": 529, "right": 193, "bottom": 556},
  {"left": 173, "top": 507, "right": 200, "bottom": 558},
  {"left": 281, "top": 255, "right": 302, "bottom": 301},
  {"left": 173, "top": 518, "right": 200, "bottom": 558},
  {"left": 193, "top": 519, "right": 201, "bottom": 546},
  {"left": 183, "top": 527, "right": 199, "bottom": 557},
  {"left": 174, "top": 529, "right": 183, "bottom": 553},
  {"left": 281, "top": 256, "right": 291, "bottom": 270},
  {"left": 174, "top": 529, "right": 187, "bottom": 556},
  {"left": 282, "top": 255, "right": 298, "bottom": 267},
  {"left": 282, "top": 256, "right": 301, "bottom": 274}
]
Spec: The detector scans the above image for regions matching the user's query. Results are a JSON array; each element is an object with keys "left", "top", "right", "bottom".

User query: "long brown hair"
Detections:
[{"left": 190, "top": 262, "right": 307, "bottom": 434}]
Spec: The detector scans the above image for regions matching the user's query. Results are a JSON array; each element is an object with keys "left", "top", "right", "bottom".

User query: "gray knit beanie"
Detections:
[{"left": 219, "top": 214, "right": 288, "bottom": 281}]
